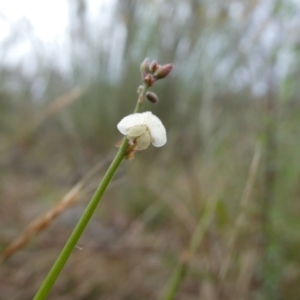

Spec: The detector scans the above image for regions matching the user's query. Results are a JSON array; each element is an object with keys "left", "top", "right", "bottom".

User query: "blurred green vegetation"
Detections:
[{"left": 1, "top": 0, "right": 300, "bottom": 299}]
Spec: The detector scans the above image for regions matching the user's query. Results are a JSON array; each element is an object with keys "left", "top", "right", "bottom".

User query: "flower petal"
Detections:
[
  {"left": 117, "top": 111, "right": 167, "bottom": 147},
  {"left": 136, "top": 130, "right": 151, "bottom": 150},
  {"left": 145, "top": 113, "right": 167, "bottom": 147},
  {"left": 117, "top": 113, "right": 148, "bottom": 135},
  {"left": 127, "top": 125, "right": 148, "bottom": 138}
]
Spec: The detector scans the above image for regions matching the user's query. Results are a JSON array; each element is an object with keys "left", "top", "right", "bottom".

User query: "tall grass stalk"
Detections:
[{"left": 160, "top": 197, "right": 217, "bottom": 300}]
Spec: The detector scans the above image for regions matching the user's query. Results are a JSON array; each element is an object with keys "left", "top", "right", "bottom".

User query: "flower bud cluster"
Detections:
[{"left": 140, "top": 58, "right": 173, "bottom": 87}]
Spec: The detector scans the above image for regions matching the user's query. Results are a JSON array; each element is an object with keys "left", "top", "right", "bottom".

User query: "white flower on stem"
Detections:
[{"left": 117, "top": 111, "right": 167, "bottom": 150}]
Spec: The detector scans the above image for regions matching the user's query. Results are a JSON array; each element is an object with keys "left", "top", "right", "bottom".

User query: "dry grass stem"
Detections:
[
  {"left": 0, "top": 87, "right": 84, "bottom": 155},
  {"left": 0, "top": 183, "right": 82, "bottom": 263},
  {"left": 219, "top": 143, "right": 261, "bottom": 280},
  {"left": 35, "top": 87, "right": 84, "bottom": 124},
  {"left": 0, "top": 153, "right": 114, "bottom": 263},
  {"left": 146, "top": 175, "right": 197, "bottom": 233}
]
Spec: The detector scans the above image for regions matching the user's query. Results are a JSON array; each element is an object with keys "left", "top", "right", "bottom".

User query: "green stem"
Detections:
[
  {"left": 34, "top": 83, "right": 148, "bottom": 300},
  {"left": 33, "top": 139, "right": 128, "bottom": 300},
  {"left": 161, "top": 259, "right": 189, "bottom": 300},
  {"left": 160, "top": 198, "right": 217, "bottom": 300}
]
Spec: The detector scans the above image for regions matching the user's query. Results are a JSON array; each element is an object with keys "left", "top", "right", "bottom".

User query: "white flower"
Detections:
[{"left": 117, "top": 111, "right": 167, "bottom": 150}]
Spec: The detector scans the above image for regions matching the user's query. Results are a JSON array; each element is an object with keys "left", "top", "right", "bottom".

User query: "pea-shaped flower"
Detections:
[{"left": 117, "top": 111, "right": 167, "bottom": 150}]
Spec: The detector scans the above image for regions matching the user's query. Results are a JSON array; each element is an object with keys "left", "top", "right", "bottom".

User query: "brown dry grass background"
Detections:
[{"left": 1, "top": 1, "right": 300, "bottom": 299}]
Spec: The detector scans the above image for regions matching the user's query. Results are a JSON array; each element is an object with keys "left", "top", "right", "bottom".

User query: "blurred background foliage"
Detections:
[{"left": 1, "top": 0, "right": 300, "bottom": 299}]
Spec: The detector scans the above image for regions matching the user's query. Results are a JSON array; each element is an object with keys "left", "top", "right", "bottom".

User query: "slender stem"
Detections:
[
  {"left": 161, "top": 258, "right": 189, "bottom": 300},
  {"left": 160, "top": 198, "right": 217, "bottom": 300},
  {"left": 33, "top": 140, "right": 128, "bottom": 300},
  {"left": 34, "top": 83, "right": 148, "bottom": 300},
  {"left": 134, "top": 83, "right": 147, "bottom": 113}
]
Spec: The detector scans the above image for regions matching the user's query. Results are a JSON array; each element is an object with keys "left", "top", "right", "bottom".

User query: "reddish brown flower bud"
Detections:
[
  {"left": 153, "top": 63, "right": 173, "bottom": 80},
  {"left": 150, "top": 60, "right": 159, "bottom": 73},
  {"left": 143, "top": 74, "right": 155, "bottom": 87},
  {"left": 140, "top": 58, "right": 150, "bottom": 74},
  {"left": 146, "top": 91, "right": 159, "bottom": 104}
]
